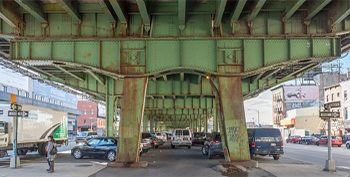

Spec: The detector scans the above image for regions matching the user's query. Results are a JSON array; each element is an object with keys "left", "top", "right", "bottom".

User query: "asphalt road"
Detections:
[{"left": 283, "top": 141, "right": 350, "bottom": 172}]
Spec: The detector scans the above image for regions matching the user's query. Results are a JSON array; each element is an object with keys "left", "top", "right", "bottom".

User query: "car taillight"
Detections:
[
  {"left": 152, "top": 139, "right": 156, "bottom": 142},
  {"left": 212, "top": 139, "right": 220, "bottom": 144},
  {"left": 252, "top": 141, "right": 256, "bottom": 147},
  {"left": 190, "top": 137, "right": 192, "bottom": 140},
  {"left": 282, "top": 141, "right": 284, "bottom": 147}
]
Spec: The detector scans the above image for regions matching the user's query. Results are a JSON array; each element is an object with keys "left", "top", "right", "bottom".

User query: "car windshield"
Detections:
[
  {"left": 254, "top": 129, "right": 282, "bottom": 142},
  {"left": 142, "top": 133, "right": 152, "bottom": 139},
  {"left": 175, "top": 130, "right": 182, "bottom": 135},
  {"left": 194, "top": 133, "right": 205, "bottom": 137},
  {"left": 78, "top": 132, "right": 88, "bottom": 136},
  {"left": 156, "top": 133, "right": 162, "bottom": 136},
  {"left": 295, "top": 135, "right": 301, "bottom": 138},
  {"left": 183, "top": 130, "right": 190, "bottom": 136}
]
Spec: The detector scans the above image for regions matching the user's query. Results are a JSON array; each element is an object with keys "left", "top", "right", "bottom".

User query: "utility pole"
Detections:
[{"left": 322, "top": 104, "right": 336, "bottom": 171}]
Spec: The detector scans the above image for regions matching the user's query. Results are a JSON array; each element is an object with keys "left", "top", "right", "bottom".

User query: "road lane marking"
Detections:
[{"left": 338, "top": 166, "right": 350, "bottom": 170}]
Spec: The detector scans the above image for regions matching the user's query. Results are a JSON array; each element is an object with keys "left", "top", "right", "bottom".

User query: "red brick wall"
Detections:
[{"left": 77, "top": 101, "right": 98, "bottom": 131}]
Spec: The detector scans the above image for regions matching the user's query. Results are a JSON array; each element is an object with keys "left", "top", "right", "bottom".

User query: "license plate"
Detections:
[
  {"left": 198, "top": 138, "right": 202, "bottom": 139},
  {"left": 271, "top": 143, "right": 276, "bottom": 146},
  {"left": 184, "top": 137, "right": 188, "bottom": 140}
]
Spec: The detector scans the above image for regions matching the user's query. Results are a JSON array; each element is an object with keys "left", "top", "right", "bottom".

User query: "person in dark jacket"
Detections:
[{"left": 46, "top": 135, "right": 56, "bottom": 173}]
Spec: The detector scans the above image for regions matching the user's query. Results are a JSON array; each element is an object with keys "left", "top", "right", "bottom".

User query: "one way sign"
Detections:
[
  {"left": 8, "top": 111, "right": 29, "bottom": 117},
  {"left": 320, "top": 111, "right": 340, "bottom": 118}
]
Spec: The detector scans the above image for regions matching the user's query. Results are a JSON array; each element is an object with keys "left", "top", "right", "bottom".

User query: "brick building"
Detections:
[{"left": 77, "top": 101, "right": 98, "bottom": 132}]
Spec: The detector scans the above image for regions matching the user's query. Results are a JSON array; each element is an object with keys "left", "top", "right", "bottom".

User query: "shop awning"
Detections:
[{"left": 280, "top": 118, "right": 295, "bottom": 126}]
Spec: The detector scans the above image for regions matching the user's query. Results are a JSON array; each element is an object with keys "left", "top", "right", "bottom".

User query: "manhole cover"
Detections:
[{"left": 74, "top": 164, "right": 93, "bottom": 167}]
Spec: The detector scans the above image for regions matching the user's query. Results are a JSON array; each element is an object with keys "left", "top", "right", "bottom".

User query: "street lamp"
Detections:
[
  {"left": 248, "top": 109, "right": 260, "bottom": 127},
  {"left": 90, "top": 117, "right": 97, "bottom": 131}
]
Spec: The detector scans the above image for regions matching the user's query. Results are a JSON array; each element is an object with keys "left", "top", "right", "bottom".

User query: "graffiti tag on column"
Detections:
[{"left": 227, "top": 126, "right": 241, "bottom": 142}]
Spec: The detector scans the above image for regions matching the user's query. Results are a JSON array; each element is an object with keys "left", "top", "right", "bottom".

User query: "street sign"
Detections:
[
  {"left": 320, "top": 111, "right": 340, "bottom": 118},
  {"left": 0, "top": 110, "right": 3, "bottom": 115},
  {"left": 8, "top": 111, "right": 29, "bottom": 117},
  {"left": 10, "top": 104, "right": 22, "bottom": 111},
  {"left": 324, "top": 101, "right": 341, "bottom": 109}
]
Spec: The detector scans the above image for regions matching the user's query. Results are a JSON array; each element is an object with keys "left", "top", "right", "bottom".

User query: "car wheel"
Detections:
[
  {"left": 171, "top": 144, "right": 175, "bottom": 149},
  {"left": 316, "top": 142, "right": 319, "bottom": 146},
  {"left": 201, "top": 146, "right": 208, "bottom": 155},
  {"left": 338, "top": 145, "right": 341, "bottom": 147},
  {"left": 306, "top": 141, "right": 309, "bottom": 145},
  {"left": 17, "top": 149, "right": 28, "bottom": 155},
  {"left": 73, "top": 149, "right": 83, "bottom": 159},
  {"left": 208, "top": 149, "right": 213, "bottom": 159},
  {"left": 347, "top": 144, "right": 350, "bottom": 149},
  {"left": 154, "top": 145, "right": 158, "bottom": 149},
  {"left": 188, "top": 146, "right": 191, "bottom": 149},
  {"left": 107, "top": 151, "right": 116, "bottom": 162},
  {"left": 298, "top": 141, "right": 301, "bottom": 144},
  {"left": 273, "top": 155, "right": 280, "bottom": 160}
]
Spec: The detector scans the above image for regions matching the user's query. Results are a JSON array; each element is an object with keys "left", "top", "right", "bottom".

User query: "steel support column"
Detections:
[
  {"left": 218, "top": 76, "right": 250, "bottom": 161},
  {"left": 150, "top": 116, "right": 154, "bottom": 132},
  {"left": 213, "top": 107, "right": 218, "bottom": 132},
  {"left": 204, "top": 115, "right": 208, "bottom": 132},
  {"left": 115, "top": 77, "right": 148, "bottom": 164},
  {"left": 143, "top": 114, "right": 148, "bottom": 132},
  {"left": 106, "top": 77, "right": 117, "bottom": 137}
]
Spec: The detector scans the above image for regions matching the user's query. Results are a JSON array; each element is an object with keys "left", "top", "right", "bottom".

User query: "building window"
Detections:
[
  {"left": 17, "top": 90, "right": 20, "bottom": 96},
  {"left": 84, "top": 119, "right": 86, "bottom": 125},
  {"left": 327, "top": 95, "right": 329, "bottom": 102},
  {"left": 60, "top": 102, "right": 63, "bottom": 106},
  {"left": 41, "top": 96, "right": 44, "bottom": 102},
  {"left": 345, "top": 107, "right": 348, "bottom": 120},
  {"left": 91, "top": 109, "right": 94, "bottom": 115},
  {"left": 2, "top": 86, "right": 7, "bottom": 92},
  {"left": 25, "top": 92, "right": 29, "bottom": 98},
  {"left": 337, "top": 92, "right": 340, "bottom": 97},
  {"left": 35, "top": 95, "right": 39, "bottom": 100},
  {"left": 84, "top": 110, "right": 87, "bottom": 115},
  {"left": 332, "top": 93, "right": 334, "bottom": 101}
]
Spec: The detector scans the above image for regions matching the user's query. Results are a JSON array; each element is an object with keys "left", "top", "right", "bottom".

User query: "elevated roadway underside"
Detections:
[{"left": 0, "top": 0, "right": 349, "bottom": 164}]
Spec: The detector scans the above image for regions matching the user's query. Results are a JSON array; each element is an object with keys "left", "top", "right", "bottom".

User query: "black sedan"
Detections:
[
  {"left": 71, "top": 137, "right": 118, "bottom": 161},
  {"left": 298, "top": 136, "right": 318, "bottom": 145}
]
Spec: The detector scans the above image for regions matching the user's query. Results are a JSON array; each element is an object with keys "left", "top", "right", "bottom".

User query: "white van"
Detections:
[{"left": 171, "top": 129, "right": 192, "bottom": 148}]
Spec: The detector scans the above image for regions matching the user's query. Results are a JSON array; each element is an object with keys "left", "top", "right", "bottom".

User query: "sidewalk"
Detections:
[
  {"left": 258, "top": 163, "right": 349, "bottom": 177},
  {"left": 0, "top": 160, "right": 106, "bottom": 177}
]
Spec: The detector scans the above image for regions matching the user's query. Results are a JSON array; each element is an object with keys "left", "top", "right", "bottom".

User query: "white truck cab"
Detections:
[{"left": 171, "top": 129, "right": 192, "bottom": 149}]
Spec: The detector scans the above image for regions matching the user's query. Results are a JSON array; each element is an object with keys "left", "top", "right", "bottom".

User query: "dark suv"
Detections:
[
  {"left": 192, "top": 132, "right": 208, "bottom": 145},
  {"left": 248, "top": 128, "right": 284, "bottom": 160}
]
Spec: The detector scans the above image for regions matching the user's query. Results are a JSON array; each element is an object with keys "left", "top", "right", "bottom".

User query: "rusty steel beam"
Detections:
[
  {"left": 218, "top": 76, "right": 250, "bottom": 161},
  {"left": 55, "top": 65, "right": 85, "bottom": 82},
  {"left": 14, "top": 0, "right": 47, "bottom": 23},
  {"left": 115, "top": 77, "right": 148, "bottom": 165},
  {"left": 57, "top": 0, "right": 81, "bottom": 23},
  {"left": 282, "top": 0, "right": 305, "bottom": 22}
]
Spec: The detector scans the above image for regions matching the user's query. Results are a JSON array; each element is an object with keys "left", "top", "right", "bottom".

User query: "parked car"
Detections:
[
  {"left": 71, "top": 137, "right": 118, "bottom": 161},
  {"left": 342, "top": 135, "right": 350, "bottom": 144},
  {"left": 316, "top": 135, "right": 342, "bottom": 147},
  {"left": 345, "top": 140, "right": 350, "bottom": 149},
  {"left": 207, "top": 133, "right": 224, "bottom": 159},
  {"left": 298, "top": 136, "right": 318, "bottom": 145},
  {"left": 140, "top": 134, "right": 152, "bottom": 153},
  {"left": 155, "top": 132, "right": 167, "bottom": 142},
  {"left": 193, "top": 132, "right": 208, "bottom": 145},
  {"left": 142, "top": 132, "right": 164, "bottom": 148},
  {"left": 248, "top": 128, "right": 284, "bottom": 160},
  {"left": 201, "top": 132, "right": 219, "bottom": 155},
  {"left": 286, "top": 135, "right": 302, "bottom": 143},
  {"left": 171, "top": 129, "right": 192, "bottom": 148},
  {"left": 75, "top": 131, "right": 98, "bottom": 144}
]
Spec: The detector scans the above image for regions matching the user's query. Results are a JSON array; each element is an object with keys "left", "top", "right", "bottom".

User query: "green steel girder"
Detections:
[
  {"left": 214, "top": 0, "right": 227, "bottom": 27},
  {"left": 109, "top": 0, "right": 127, "bottom": 24},
  {"left": 230, "top": 0, "right": 247, "bottom": 33},
  {"left": 57, "top": 0, "right": 81, "bottom": 23},
  {"left": 10, "top": 38, "right": 340, "bottom": 77},
  {"left": 14, "top": 0, "right": 47, "bottom": 23},
  {"left": 136, "top": 0, "right": 151, "bottom": 31},
  {"left": 304, "top": 0, "right": 332, "bottom": 25},
  {"left": 282, "top": 0, "right": 306, "bottom": 22},
  {"left": 98, "top": 0, "right": 117, "bottom": 22},
  {"left": 248, "top": 0, "right": 266, "bottom": 22},
  {"left": 0, "top": 1, "right": 23, "bottom": 33},
  {"left": 178, "top": 0, "right": 186, "bottom": 30},
  {"left": 329, "top": 1, "right": 350, "bottom": 31}
]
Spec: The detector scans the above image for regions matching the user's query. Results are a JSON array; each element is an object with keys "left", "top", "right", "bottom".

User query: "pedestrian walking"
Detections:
[{"left": 46, "top": 135, "right": 57, "bottom": 173}]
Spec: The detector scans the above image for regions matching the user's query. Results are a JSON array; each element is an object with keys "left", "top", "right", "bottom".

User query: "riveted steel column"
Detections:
[
  {"left": 213, "top": 108, "right": 218, "bottom": 132},
  {"left": 150, "top": 116, "right": 154, "bottom": 132},
  {"left": 115, "top": 77, "right": 148, "bottom": 163},
  {"left": 106, "top": 77, "right": 117, "bottom": 137},
  {"left": 143, "top": 114, "right": 148, "bottom": 132},
  {"left": 197, "top": 116, "right": 201, "bottom": 132},
  {"left": 218, "top": 76, "right": 250, "bottom": 161},
  {"left": 204, "top": 113, "right": 208, "bottom": 132}
]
